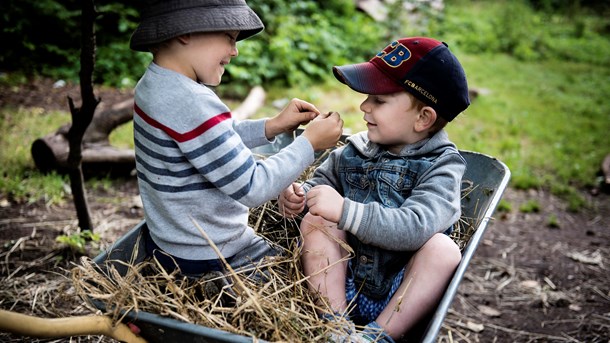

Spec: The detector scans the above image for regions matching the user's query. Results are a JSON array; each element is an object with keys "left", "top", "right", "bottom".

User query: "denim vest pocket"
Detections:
[
  {"left": 345, "top": 170, "right": 369, "bottom": 189},
  {"left": 378, "top": 169, "right": 415, "bottom": 207},
  {"left": 344, "top": 169, "right": 372, "bottom": 202}
]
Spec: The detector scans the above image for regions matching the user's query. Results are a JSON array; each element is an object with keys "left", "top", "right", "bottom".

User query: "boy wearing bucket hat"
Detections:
[
  {"left": 129, "top": 0, "right": 343, "bottom": 277},
  {"left": 279, "top": 37, "right": 469, "bottom": 341}
]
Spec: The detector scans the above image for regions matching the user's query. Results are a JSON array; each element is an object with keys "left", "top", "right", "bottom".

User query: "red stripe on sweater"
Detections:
[{"left": 134, "top": 103, "right": 231, "bottom": 143}]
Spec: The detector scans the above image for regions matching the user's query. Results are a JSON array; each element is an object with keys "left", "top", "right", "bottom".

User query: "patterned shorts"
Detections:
[{"left": 345, "top": 265, "right": 406, "bottom": 323}]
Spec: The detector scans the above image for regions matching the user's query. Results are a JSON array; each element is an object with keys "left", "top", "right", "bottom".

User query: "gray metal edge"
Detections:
[{"left": 420, "top": 150, "right": 511, "bottom": 343}]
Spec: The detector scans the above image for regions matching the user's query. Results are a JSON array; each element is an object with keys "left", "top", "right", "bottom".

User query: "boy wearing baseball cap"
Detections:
[
  {"left": 129, "top": 0, "right": 343, "bottom": 277},
  {"left": 279, "top": 37, "right": 470, "bottom": 341}
]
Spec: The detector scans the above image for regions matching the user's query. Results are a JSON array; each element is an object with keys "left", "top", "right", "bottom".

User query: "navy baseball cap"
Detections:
[{"left": 333, "top": 37, "right": 470, "bottom": 121}]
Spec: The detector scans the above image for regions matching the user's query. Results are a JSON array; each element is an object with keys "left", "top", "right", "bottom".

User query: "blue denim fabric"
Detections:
[
  {"left": 346, "top": 261, "right": 406, "bottom": 323},
  {"left": 337, "top": 144, "right": 450, "bottom": 299},
  {"left": 338, "top": 145, "right": 435, "bottom": 208}
]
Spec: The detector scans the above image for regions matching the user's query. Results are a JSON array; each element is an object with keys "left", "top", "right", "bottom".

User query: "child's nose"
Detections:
[{"left": 360, "top": 100, "right": 370, "bottom": 113}]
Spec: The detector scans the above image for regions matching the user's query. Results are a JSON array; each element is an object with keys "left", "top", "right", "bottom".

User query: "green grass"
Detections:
[
  {"left": 452, "top": 54, "right": 610, "bottom": 209},
  {"left": 0, "top": 107, "right": 72, "bottom": 204},
  {"left": 109, "top": 121, "right": 135, "bottom": 149}
]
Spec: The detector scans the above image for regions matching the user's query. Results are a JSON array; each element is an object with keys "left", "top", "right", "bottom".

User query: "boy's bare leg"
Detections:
[
  {"left": 300, "top": 213, "right": 350, "bottom": 314},
  {"left": 376, "top": 233, "right": 462, "bottom": 339}
]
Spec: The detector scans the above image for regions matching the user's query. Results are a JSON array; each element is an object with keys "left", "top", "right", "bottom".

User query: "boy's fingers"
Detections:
[
  {"left": 292, "top": 183, "right": 304, "bottom": 196},
  {"left": 328, "top": 111, "right": 341, "bottom": 121},
  {"left": 294, "top": 99, "right": 320, "bottom": 115},
  {"left": 313, "top": 111, "right": 340, "bottom": 122}
]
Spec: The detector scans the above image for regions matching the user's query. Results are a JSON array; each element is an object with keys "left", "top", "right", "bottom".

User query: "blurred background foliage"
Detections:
[{"left": 1, "top": 0, "right": 608, "bottom": 92}]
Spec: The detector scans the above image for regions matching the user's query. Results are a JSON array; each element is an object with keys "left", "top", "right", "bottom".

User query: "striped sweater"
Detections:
[{"left": 134, "top": 63, "right": 314, "bottom": 260}]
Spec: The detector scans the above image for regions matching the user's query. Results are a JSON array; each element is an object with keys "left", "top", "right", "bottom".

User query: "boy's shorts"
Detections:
[
  {"left": 345, "top": 262, "right": 406, "bottom": 324},
  {"left": 144, "top": 227, "right": 280, "bottom": 278}
]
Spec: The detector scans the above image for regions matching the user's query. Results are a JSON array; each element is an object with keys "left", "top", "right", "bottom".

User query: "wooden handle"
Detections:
[{"left": 0, "top": 310, "right": 146, "bottom": 343}]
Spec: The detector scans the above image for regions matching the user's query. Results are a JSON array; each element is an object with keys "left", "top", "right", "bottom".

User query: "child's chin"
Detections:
[
  {"left": 203, "top": 80, "right": 221, "bottom": 87},
  {"left": 366, "top": 131, "right": 380, "bottom": 142}
]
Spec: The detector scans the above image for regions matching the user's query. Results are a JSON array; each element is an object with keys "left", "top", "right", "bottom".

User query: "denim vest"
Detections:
[{"left": 337, "top": 144, "right": 450, "bottom": 299}]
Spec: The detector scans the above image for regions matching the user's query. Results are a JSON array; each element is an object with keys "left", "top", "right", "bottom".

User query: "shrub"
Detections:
[
  {"left": 223, "top": 0, "right": 383, "bottom": 93},
  {"left": 1, "top": 1, "right": 608, "bottom": 88}
]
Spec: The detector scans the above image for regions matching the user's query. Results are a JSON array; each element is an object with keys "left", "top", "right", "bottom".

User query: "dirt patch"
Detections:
[
  {"left": 0, "top": 78, "right": 134, "bottom": 113},
  {"left": 0, "top": 80, "right": 608, "bottom": 342},
  {"left": 443, "top": 188, "right": 609, "bottom": 342}
]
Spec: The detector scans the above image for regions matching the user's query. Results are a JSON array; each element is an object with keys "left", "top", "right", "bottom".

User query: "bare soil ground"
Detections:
[{"left": 0, "top": 80, "right": 608, "bottom": 342}]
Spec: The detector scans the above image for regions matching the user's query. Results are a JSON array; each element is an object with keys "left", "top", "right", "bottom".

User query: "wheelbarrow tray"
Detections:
[{"left": 93, "top": 132, "right": 510, "bottom": 342}]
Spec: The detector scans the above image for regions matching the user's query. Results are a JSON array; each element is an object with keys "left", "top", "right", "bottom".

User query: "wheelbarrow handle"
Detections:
[{"left": 0, "top": 309, "right": 146, "bottom": 343}]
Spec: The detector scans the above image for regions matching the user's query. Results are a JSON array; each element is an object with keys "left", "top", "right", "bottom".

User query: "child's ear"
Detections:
[
  {"left": 415, "top": 106, "right": 437, "bottom": 132},
  {"left": 176, "top": 34, "right": 191, "bottom": 45}
]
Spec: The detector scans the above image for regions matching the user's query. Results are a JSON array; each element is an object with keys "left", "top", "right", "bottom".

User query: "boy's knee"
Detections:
[
  {"left": 300, "top": 212, "right": 317, "bottom": 234},
  {"left": 299, "top": 212, "right": 346, "bottom": 247},
  {"left": 424, "top": 233, "right": 462, "bottom": 268},
  {"left": 300, "top": 212, "right": 329, "bottom": 234}
]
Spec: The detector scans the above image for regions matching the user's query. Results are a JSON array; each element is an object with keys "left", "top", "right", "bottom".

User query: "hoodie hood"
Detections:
[{"left": 346, "top": 130, "right": 457, "bottom": 159}]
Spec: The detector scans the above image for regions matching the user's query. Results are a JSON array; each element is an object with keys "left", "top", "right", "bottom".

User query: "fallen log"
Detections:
[
  {"left": 31, "top": 97, "right": 135, "bottom": 177},
  {"left": 233, "top": 85, "right": 265, "bottom": 120}
]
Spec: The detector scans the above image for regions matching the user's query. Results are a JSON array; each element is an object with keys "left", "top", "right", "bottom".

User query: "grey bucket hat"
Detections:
[{"left": 130, "top": 0, "right": 264, "bottom": 52}]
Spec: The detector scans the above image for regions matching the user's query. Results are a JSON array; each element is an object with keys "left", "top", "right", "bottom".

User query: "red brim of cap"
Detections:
[{"left": 333, "top": 62, "right": 404, "bottom": 95}]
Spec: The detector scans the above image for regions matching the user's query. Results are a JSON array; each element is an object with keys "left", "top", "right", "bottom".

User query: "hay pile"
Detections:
[
  {"left": 71, "top": 150, "right": 481, "bottom": 342},
  {"left": 71, "top": 203, "right": 367, "bottom": 342}
]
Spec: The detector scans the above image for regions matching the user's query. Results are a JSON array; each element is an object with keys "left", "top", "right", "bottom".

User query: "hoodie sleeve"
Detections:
[
  {"left": 338, "top": 150, "right": 466, "bottom": 251},
  {"left": 302, "top": 146, "right": 346, "bottom": 193}
]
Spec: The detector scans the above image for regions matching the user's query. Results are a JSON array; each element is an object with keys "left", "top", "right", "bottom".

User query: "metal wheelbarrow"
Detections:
[{"left": 90, "top": 131, "right": 510, "bottom": 342}]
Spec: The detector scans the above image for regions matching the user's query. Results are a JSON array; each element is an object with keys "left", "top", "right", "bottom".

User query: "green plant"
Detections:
[
  {"left": 445, "top": 52, "right": 609, "bottom": 210},
  {"left": 223, "top": 0, "right": 383, "bottom": 92},
  {"left": 3, "top": 0, "right": 609, "bottom": 87},
  {"left": 94, "top": 3, "right": 151, "bottom": 87},
  {"left": 496, "top": 199, "right": 513, "bottom": 213},
  {"left": 56, "top": 230, "right": 101, "bottom": 255},
  {"left": 0, "top": 1, "right": 81, "bottom": 77},
  {"left": 108, "top": 121, "right": 135, "bottom": 149},
  {"left": 519, "top": 199, "right": 541, "bottom": 213},
  {"left": 547, "top": 213, "right": 560, "bottom": 228}
]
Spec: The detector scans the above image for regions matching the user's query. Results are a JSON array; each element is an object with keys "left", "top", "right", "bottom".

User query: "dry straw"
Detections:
[{"left": 71, "top": 145, "right": 481, "bottom": 342}]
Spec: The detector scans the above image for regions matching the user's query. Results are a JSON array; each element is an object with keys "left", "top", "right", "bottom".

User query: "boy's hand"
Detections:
[
  {"left": 301, "top": 111, "right": 343, "bottom": 151},
  {"left": 265, "top": 98, "right": 320, "bottom": 139},
  {"left": 306, "top": 185, "right": 344, "bottom": 223},
  {"left": 278, "top": 183, "right": 306, "bottom": 218}
]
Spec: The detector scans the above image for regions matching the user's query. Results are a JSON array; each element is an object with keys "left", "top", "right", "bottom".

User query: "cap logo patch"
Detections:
[{"left": 376, "top": 41, "right": 411, "bottom": 68}]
